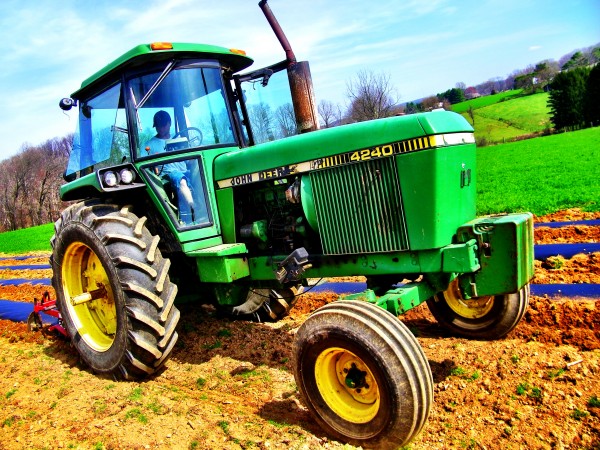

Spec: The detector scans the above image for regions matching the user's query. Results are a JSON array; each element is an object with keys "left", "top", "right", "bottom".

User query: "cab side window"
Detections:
[{"left": 66, "top": 83, "right": 128, "bottom": 176}]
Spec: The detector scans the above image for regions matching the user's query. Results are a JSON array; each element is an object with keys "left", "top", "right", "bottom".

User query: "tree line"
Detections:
[
  {"left": 549, "top": 64, "right": 600, "bottom": 130},
  {"left": 0, "top": 136, "right": 71, "bottom": 232}
]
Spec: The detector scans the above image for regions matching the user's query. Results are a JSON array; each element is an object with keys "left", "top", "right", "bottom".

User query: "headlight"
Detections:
[
  {"left": 119, "top": 168, "right": 135, "bottom": 184},
  {"left": 103, "top": 171, "right": 118, "bottom": 187}
]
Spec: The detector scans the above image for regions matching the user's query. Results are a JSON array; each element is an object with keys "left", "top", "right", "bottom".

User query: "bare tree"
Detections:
[
  {"left": 0, "top": 152, "right": 31, "bottom": 230},
  {"left": 28, "top": 140, "right": 70, "bottom": 226},
  {"left": 421, "top": 96, "right": 444, "bottom": 111},
  {"left": 467, "top": 106, "right": 475, "bottom": 126},
  {"left": 275, "top": 103, "right": 297, "bottom": 138},
  {"left": 247, "top": 103, "right": 275, "bottom": 144},
  {"left": 0, "top": 135, "right": 71, "bottom": 232},
  {"left": 476, "top": 78, "right": 503, "bottom": 95},
  {"left": 346, "top": 70, "right": 399, "bottom": 122},
  {"left": 318, "top": 100, "right": 342, "bottom": 128}
]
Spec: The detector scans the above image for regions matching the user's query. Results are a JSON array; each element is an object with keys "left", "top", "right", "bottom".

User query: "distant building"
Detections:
[{"left": 465, "top": 87, "right": 480, "bottom": 99}]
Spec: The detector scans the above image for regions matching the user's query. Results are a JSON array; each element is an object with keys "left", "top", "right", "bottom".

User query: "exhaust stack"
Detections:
[{"left": 258, "top": 0, "right": 319, "bottom": 133}]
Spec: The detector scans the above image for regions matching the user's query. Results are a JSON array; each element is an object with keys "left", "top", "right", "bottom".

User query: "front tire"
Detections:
[
  {"left": 51, "top": 201, "right": 180, "bottom": 380},
  {"left": 427, "top": 279, "right": 529, "bottom": 339},
  {"left": 293, "top": 301, "right": 433, "bottom": 449}
]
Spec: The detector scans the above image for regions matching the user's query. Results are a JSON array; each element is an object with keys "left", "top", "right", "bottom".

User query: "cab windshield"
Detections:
[
  {"left": 133, "top": 61, "right": 236, "bottom": 158},
  {"left": 65, "top": 60, "right": 235, "bottom": 176}
]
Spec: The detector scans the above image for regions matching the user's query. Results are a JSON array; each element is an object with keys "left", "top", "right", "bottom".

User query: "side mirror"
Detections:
[{"left": 59, "top": 98, "right": 76, "bottom": 111}]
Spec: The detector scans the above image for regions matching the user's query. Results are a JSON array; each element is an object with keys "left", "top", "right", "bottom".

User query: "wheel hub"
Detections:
[
  {"left": 344, "top": 364, "right": 368, "bottom": 389},
  {"left": 444, "top": 279, "right": 494, "bottom": 319},
  {"left": 62, "top": 242, "right": 117, "bottom": 352},
  {"left": 315, "top": 347, "right": 380, "bottom": 423}
]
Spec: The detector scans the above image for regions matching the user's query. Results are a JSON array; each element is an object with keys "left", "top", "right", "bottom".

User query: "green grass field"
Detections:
[
  {"left": 0, "top": 223, "right": 53, "bottom": 255},
  {"left": 476, "top": 126, "right": 600, "bottom": 215}
]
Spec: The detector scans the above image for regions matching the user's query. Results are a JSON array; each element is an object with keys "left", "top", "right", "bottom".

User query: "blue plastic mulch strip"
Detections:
[
  {"left": 1, "top": 283, "right": 597, "bottom": 326},
  {"left": 535, "top": 243, "right": 600, "bottom": 259},
  {"left": 0, "top": 264, "right": 51, "bottom": 270},
  {"left": 0, "top": 299, "right": 58, "bottom": 323},
  {"left": 0, "top": 299, "right": 33, "bottom": 322},
  {"left": 0, "top": 278, "right": 52, "bottom": 286},
  {"left": 0, "top": 255, "right": 44, "bottom": 261},
  {"left": 530, "top": 284, "right": 600, "bottom": 298},
  {"left": 309, "top": 281, "right": 366, "bottom": 294},
  {"left": 535, "top": 219, "right": 600, "bottom": 228},
  {"left": 310, "top": 282, "right": 599, "bottom": 298}
]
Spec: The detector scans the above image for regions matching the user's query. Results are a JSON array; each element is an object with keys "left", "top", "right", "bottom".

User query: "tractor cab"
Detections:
[
  {"left": 60, "top": 43, "right": 259, "bottom": 230},
  {"left": 60, "top": 41, "right": 310, "bottom": 233}
]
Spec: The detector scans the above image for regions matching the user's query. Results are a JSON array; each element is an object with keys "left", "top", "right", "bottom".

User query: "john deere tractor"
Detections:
[{"left": 52, "top": 1, "right": 534, "bottom": 448}]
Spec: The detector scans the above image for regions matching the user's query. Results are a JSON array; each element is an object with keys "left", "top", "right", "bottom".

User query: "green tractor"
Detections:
[{"left": 52, "top": 1, "right": 534, "bottom": 448}]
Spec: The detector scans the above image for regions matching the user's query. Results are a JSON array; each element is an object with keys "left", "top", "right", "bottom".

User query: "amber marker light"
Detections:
[
  {"left": 151, "top": 42, "right": 174, "bottom": 51},
  {"left": 229, "top": 48, "right": 247, "bottom": 56}
]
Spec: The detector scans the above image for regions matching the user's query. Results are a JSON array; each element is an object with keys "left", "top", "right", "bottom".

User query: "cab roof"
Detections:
[{"left": 72, "top": 42, "right": 254, "bottom": 99}]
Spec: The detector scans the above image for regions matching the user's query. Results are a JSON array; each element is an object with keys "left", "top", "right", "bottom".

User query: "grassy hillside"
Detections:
[
  {"left": 452, "top": 90, "right": 551, "bottom": 145},
  {"left": 0, "top": 223, "right": 53, "bottom": 255},
  {"left": 451, "top": 89, "right": 523, "bottom": 113}
]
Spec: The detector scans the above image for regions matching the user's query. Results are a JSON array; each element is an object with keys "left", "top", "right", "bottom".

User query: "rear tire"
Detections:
[
  {"left": 294, "top": 301, "right": 432, "bottom": 449},
  {"left": 427, "top": 280, "right": 529, "bottom": 340},
  {"left": 51, "top": 200, "right": 180, "bottom": 380}
]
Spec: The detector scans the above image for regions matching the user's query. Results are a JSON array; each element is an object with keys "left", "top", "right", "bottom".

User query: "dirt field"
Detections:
[{"left": 0, "top": 210, "right": 599, "bottom": 450}]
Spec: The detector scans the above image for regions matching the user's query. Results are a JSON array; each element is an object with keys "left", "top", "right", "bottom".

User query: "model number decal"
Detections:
[
  {"left": 350, "top": 144, "right": 395, "bottom": 162},
  {"left": 322, "top": 137, "right": 433, "bottom": 169}
]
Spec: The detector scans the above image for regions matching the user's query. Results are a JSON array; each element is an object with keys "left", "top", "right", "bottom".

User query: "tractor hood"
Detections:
[{"left": 214, "top": 110, "right": 473, "bottom": 187}]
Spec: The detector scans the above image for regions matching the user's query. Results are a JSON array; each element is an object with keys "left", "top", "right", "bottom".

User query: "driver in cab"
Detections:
[{"left": 146, "top": 110, "right": 194, "bottom": 220}]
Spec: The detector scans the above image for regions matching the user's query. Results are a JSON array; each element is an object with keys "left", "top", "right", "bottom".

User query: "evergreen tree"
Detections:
[
  {"left": 404, "top": 102, "right": 422, "bottom": 114},
  {"left": 438, "top": 88, "right": 465, "bottom": 104},
  {"left": 561, "top": 51, "right": 589, "bottom": 71},
  {"left": 585, "top": 64, "right": 600, "bottom": 126},
  {"left": 548, "top": 67, "right": 590, "bottom": 130}
]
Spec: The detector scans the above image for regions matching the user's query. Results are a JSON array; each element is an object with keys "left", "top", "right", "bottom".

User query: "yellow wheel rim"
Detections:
[
  {"left": 315, "top": 347, "right": 380, "bottom": 424},
  {"left": 61, "top": 242, "right": 117, "bottom": 352},
  {"left": 443, "top": 279, "right": 494, "bottom": 319}
]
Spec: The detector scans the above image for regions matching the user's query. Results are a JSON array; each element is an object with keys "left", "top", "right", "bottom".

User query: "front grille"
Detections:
[{"left": 310, "top": 157, "right": 409, "bottom": 255}]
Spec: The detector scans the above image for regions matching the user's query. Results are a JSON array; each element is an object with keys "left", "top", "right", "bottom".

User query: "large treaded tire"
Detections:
[
  {"left": 427, "top": 281, "right": 530, "bottom": 340},
  {"left": 293, "top": 300, "right": 433, "bottom": 449},
  {"left": 50, "top": 200, "right": 180, "bottom": 380}
]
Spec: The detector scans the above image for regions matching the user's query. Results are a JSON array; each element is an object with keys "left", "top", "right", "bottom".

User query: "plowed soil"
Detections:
[{"left": 0, "top": 210, "right": 599, "bottom": 450}]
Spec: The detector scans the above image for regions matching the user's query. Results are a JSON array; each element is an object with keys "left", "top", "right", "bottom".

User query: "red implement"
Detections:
[{"left": 27, "top": 291, "right": 67, "bottom": 337}]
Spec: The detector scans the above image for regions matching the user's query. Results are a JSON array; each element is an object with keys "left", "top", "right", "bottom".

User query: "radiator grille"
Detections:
[{"left": 310, "top": 158, "right": 409, "bottom": 255}]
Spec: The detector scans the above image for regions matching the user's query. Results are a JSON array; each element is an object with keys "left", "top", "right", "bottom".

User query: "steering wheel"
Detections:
[{"left": 173, "top": 127, "right": 203, "bottom": 148}]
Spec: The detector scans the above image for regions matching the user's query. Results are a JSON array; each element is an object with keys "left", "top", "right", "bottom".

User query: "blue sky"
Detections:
[{"left": 0, "top": 0, "right": 598, "bottom": 161}]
